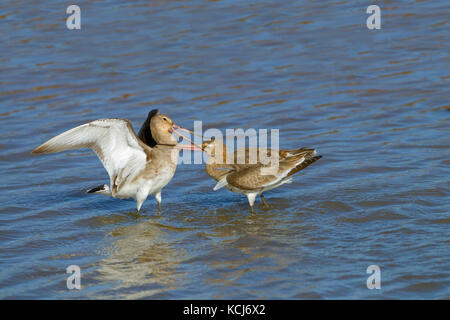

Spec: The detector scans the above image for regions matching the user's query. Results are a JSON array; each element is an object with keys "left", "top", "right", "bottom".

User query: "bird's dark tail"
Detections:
[
  {"left": 288, "top": 155, "right": 322, "bottom": 177},
  {"left": 86, "top": 184, "right": 111, "bottom": 195}
]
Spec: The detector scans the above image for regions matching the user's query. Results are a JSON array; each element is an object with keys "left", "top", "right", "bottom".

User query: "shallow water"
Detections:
[{"left": 0, "top": 0, "right": 449, "bottom": 299}]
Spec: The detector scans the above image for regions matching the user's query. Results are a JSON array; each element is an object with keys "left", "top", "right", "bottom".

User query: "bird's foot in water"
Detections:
[
  {"left": 260, "top": 194, "right": 271, "bottom": 208},
  {"left": 157, "top": 203, "right": 162, "bottom": 215}
]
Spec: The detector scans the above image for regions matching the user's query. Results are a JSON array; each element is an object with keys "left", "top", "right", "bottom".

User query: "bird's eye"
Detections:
[{"left": 163, "top": 117, "right": 167, "bottom": 121}]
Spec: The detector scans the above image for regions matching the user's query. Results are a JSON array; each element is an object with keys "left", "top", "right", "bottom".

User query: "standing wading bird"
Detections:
[
  {"left": 31, "top": 110, "right": 199, "bottom": 213},
  {"left": 199, "top": 137, "right": 322, "bottom": 214}
]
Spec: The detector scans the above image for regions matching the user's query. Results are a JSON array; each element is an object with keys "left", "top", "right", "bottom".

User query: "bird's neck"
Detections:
[
  {"left": 152, "top": 145, "right": 179, "bottom": 165},
  {"left": 205, "top": 160, "right": 223, "bottom": 181},
  {"left": 205, "top": 150, "right": 229, "bottom": 181}
]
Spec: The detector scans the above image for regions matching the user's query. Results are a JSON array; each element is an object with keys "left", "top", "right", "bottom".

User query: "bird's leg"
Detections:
[
  {"left": 247, "top": 193, "right": 257, "bottom": 215},
  {"left": 260, "top": 194, "right": 270, "bottom": 207},
  {"left": 155, "top": 192, "right": 162, "bottom": 214},
  {"left": 136, "top": 200, "right": 143, "bottom": 215},
  {"left": 136, "top": 191, "right": 148, "bottom": 215}
]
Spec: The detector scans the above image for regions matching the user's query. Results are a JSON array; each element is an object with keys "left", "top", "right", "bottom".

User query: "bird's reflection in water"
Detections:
[
  {"left": 91, "top": 202, "right": 308, "bottom": 299},
  {"left": 94, "top": 215, "right": 187, "bottom": 299}
]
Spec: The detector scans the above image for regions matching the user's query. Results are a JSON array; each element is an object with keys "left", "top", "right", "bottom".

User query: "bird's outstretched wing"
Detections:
[{"left": 32, "top": 119, "right": 152, "bottom": 192}]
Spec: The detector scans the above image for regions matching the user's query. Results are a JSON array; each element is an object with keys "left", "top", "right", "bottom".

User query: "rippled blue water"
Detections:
[{"left": 0, "top": 0, "right": 449, "bottom": 299}]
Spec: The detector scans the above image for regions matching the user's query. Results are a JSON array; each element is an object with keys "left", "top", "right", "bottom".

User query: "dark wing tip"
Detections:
[
  {"left": 86, "top": 184, "right": 107, "bottom": 194},
  {"left": 31, "top": 144, "right": 48, "bottom": 154},
  {"left": 287, "top": 154, "right": 322, "bottom": 177}
]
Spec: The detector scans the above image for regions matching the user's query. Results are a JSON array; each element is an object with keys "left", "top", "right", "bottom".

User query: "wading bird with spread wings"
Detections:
[{"left": 32, "top": 110, "right": 198, "bottom": 213}]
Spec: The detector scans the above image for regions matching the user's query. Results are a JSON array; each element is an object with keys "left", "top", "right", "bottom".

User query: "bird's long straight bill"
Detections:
[
  {"left": 176, "top": 144, "right": 201, "bottom": 151},
  {"left": 174, "top": 125, "right": 203, "bottom": 138},
  {"left": 172, "top": 127, "right": 202, "bottom": 150}
]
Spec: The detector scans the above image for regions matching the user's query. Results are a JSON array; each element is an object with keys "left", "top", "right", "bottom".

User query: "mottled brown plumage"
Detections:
[{"left": 202, "top": 138, "right": 321, "bottom": 213}]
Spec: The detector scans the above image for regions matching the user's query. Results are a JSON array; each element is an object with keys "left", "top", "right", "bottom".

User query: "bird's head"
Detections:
[
  {"left": 150, "top": 111, "right": 178, "bottom": 145},
  {"left": 201, "top": 137, "right": 226, "bottom": 159}
]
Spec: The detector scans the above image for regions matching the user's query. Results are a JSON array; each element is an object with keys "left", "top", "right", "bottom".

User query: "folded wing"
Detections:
[{"left": 218, "top": 148, "right": 319, "bottom": 191}]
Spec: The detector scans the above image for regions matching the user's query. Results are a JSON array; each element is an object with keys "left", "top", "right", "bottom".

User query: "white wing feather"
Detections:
[
  {"left": 32, "top": 119, "right": 148, "bottom": 183},
  {"left": 213, "top": 177, "right": 228, "bottom": 191}
]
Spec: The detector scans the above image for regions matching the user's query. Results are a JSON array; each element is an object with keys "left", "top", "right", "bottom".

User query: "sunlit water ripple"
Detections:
[{"left": 0, "top": 0, "right": 449, "bottom": 299}]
